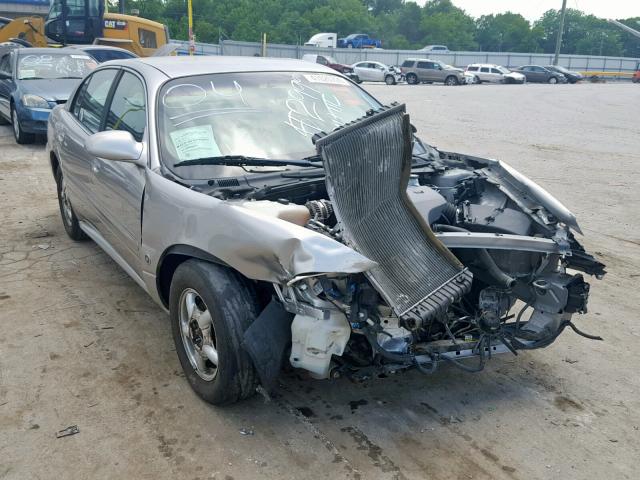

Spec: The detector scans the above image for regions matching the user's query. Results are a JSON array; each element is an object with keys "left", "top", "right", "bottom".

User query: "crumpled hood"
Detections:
[{"left": 18, "top": 78, "right": 80, "bottom": 103}]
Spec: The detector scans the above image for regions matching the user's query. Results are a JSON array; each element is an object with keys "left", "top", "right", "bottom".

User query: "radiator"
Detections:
[{"left": 315, "top": 104, "right": 472, "bottom": 325}]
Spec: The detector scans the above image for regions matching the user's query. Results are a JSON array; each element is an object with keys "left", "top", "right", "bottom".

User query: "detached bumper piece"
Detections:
[{"left": 315, "top": 104, "right": 472, "bottom": 326}]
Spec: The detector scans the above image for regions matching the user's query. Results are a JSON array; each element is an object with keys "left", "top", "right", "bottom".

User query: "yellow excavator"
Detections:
[{"left": 0, "top": 0, "right": 168, "bottom": 56}]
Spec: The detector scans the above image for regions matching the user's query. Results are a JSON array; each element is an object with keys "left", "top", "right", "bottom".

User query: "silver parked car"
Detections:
[
  {"left": 351, "top": 61, "right": 402, "bottom": 84},
  {"left": 465, "top": 63, "right": 526, "bottom": 84},
  {"left": 48, "top": 57, "right": 605, "bottom": 405},
  {"left": 400, "top": 58, "right": 465, "bottom": 85}
]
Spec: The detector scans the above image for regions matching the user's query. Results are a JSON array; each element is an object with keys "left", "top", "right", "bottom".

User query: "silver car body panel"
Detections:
[{"left": 140, "top": 172, "right": 376, "bottom": 292}]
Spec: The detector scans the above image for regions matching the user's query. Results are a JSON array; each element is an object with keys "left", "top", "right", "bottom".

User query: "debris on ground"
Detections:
[
  {"left": 56, "top": 425, "right": 79, "bottom": 438},
  {"left": 239, "top": 428, "right": 254, "bottom": 436}
]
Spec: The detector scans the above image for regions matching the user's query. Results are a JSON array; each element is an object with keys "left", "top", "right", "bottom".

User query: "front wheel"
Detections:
[
  {"left": 385, "top": 75, "right": 396, "bottom": 85},
  {"left": 406, "top": 73, "right": 418, "bottom": 85},
  {"left": 445, "top": 75, "right": 459, "bottom": 86},
  {"left": 548, "top": 76, "right": 558, "bottom": 84},
  {"left": 11, "top": 106, "right": 34, "bottom": 144},
  {"left": 170, "top": 260, "right": 259, "bottom": 405}
]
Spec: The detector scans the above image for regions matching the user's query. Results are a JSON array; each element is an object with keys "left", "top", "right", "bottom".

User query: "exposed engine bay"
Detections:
[{"left": 194, "top": 105, "right": 606, "bottom": 386}]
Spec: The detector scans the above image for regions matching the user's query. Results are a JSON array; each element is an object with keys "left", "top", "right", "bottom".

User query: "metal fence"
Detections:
[{"left": 171, "top": 39, "right": 639, "bottom": 74}]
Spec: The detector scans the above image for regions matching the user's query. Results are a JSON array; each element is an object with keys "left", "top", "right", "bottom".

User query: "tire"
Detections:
[
  {"left": 354, "top": 75, "right": 362, "bottom": 84},
  {"left": 406, "top": 73, "right": 418, "bottom": 85},
  {"left": 11, "top": 105, "right": 34, "bottom": 144},
  {"left": 385, "top": 75, "right": 395, "bottom": 85},
  {"left": 548, "top": 76, "right": 558, "bottom": 84},
  {"left": 55, "top": 169, "right": 88, "bottom": 241},
  {"left": 473, "top": 76, "right": 481, "bottom": 84},
  {"left": 170, "top": 260, "right": 259, "bottom": 405},
  {"left": 445, "top": 75, "right": 459, "bottom": 86}
]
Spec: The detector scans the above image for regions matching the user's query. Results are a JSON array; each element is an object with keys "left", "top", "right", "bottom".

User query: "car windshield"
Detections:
[
  {"left": 497, "top": 66, "right": 511, "bottom": 74},
  {"left": 323, "top": 56, "right": 338, "bottom": 64},
  {"left": 158, "top": 71, "right": 380, "bottom": 179},
  {"left": 17, "top": 52, "right": 96, "bottom": 80},
  {"left": 551, "top": 65, "right": 568, "bottom": 73}
]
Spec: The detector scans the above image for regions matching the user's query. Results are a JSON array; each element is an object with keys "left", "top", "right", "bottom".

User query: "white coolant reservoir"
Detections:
[
  {"left": 236, "top": 200, "right": 310, "bottom": 226},
  {"left": 290, "top": 308, "right": 351, "bottom": 379}
]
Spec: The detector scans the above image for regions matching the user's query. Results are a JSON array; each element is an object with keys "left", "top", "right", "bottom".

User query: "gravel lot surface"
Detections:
[{"left": 1, "top": 82, "right": 639, "bottom": 480}]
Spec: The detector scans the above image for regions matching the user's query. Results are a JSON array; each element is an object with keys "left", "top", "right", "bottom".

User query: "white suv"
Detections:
[{"left": 466, "top": 64, "right": 526, "bottom": 84}]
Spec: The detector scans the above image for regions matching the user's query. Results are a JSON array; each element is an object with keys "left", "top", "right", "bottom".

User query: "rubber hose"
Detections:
[{"left": 433, "top": 224, "right": 516, "bottom": 289}]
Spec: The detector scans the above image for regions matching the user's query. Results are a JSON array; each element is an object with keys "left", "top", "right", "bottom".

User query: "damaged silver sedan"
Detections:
[{"left": 47, "top": 57, "right": 605, "bottom": 404}]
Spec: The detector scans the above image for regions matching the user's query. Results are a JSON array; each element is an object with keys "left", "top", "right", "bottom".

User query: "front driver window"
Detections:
[
  {"left": 72, "top": 69, "right": 118, "bottom": 133},
  {"left": 105, "top": 71, "right": 146, "bottom": 142}
]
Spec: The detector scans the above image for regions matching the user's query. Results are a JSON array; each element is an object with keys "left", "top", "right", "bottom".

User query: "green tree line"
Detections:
[{"left": 125, "top": 0, "right": 640, "bottom": 57}]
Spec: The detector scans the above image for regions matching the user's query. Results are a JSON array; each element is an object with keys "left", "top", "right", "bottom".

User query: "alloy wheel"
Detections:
[{"left": 179, "top": 288, "right": 218, "bottom": 381}]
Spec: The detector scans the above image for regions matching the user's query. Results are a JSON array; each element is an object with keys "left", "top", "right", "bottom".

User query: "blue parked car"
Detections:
[
  {"left": 0, "top": 47, "right": 96, "bottom": 143},
  {"left": 337, "top": 34, "right": 382, "bottom": 49}
]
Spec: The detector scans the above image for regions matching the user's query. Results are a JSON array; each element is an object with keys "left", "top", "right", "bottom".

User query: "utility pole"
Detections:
[
  {"left": 187, "top": 0, "right": 195, "bottom": 56},
  {"left": 553, "top": 0, "right": 568, "bottom": 65}
]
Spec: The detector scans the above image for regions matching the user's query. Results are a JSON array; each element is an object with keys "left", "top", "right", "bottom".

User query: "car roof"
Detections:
[
  {"left": 14, "top": 47, "right": 86, "bottom": 55},
  {"left": 115, "top": 56, "right": 339, "bottom": 78},
  {"left": 75, "top": 45, "right": 133, "bottom": 53}
]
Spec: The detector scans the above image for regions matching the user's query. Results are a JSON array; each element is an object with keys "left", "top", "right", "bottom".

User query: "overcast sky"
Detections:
[{"left": 412, "top": 1, "right": 639, "bottom": 22}]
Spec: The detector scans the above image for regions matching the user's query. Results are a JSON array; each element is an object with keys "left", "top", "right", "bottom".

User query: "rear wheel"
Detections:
[
  {"left": 548, "top": 76, "right": 558, "bottom": 84},
  {"left": 385, "top": 74, "right": 396, "bottom": 85},
  {"left": 170, "top": 260, "right": 259, "bottom": 405},
  {"left": 11, "top": 106, "right": 34, "bottom": 144},
  {"left": 445, "top": 75, "right": 459, "bottom": 86},
  {"left": 406, "top": 73, "right": 418, "bottom": 85}
]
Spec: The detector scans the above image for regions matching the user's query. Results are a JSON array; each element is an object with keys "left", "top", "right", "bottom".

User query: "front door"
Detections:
[{"left": 91, "top": 70, "right": 147, "bottom": 273}]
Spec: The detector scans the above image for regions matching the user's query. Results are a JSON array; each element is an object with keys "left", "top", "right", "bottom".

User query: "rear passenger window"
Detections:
[
  {"left": 105, "top": 72, "right": 146, "bottom": 142},
  {"left": 72, "top": 69, "right": 118, "bottom": 133},
  {"left": 417, "top": 61, "right": 430, "bottom": 69}
]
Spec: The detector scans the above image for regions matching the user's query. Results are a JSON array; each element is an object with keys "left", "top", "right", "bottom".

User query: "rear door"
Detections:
[
  {"left": 353, "top": 62, "right": 372, "bottom": 81},
  {"left": 57, "top": 68, "right": 120, "bottom": 225},
  {"left": 91, "top": 69, "right": 147, "bottom": 272},
  {"left": 520, "top": 66, "right": 534, "bottom": 82},
  {"left": 416, "top": 61, "right": 435, "bottom": 82},
  {"left": 530, "top": 66, "right": 546, "bottom": 82}
]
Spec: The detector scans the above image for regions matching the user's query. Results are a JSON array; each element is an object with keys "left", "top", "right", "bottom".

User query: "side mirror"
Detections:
[{"left": 85, "top": 130, "right": 145, "bottom": 166}]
